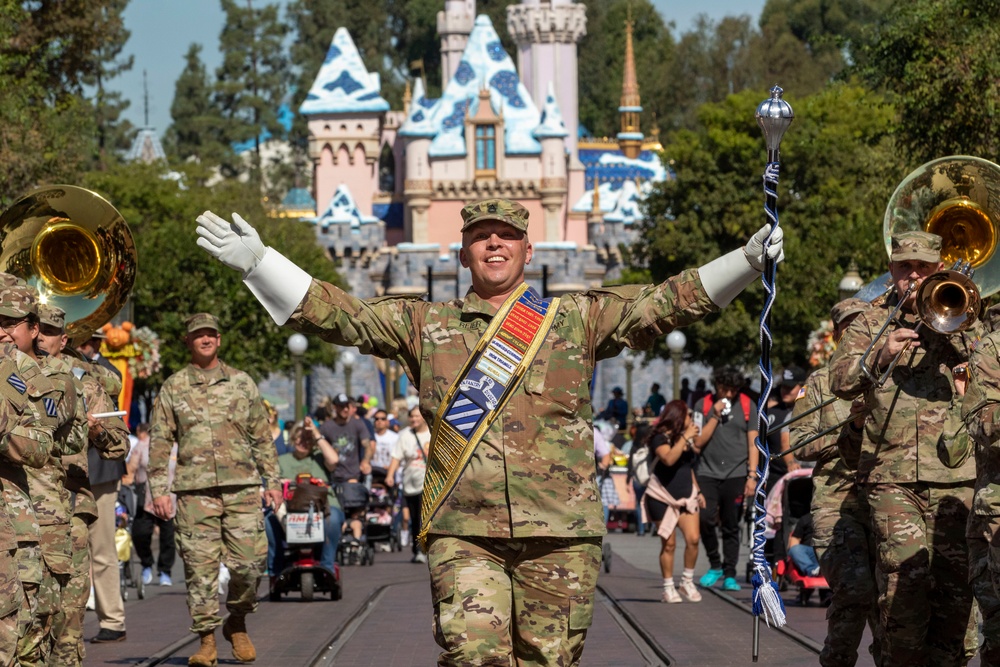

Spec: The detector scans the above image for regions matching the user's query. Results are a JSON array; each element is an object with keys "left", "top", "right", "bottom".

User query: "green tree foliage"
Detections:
[
  {"left": 857, "top": 0, "right": 1000, "bottom": 164},
  {"left": 632, "top": 85, "right": 901, "bottom": 367},
  {"left": 81, "top": 0, "right": 135, "bottom": 166},
  {"left": 578, "top": 0, "right": 674, "bottom": 139},
  {"left": 80, "top": 164, "right": 342, "bottom": 383},
  {"left": 214, "top": 0, "right": 290, "bottom": 177},
  {"left": 167, "top": 44, "right": 226, "bottom": 167}
]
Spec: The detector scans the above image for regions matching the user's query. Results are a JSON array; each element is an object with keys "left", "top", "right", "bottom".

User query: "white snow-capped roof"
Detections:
[
  {"left": 300, "top": 28, "right": 389, "bottom": 115},
  {"left": 532, "top": 83, "right": 567, "bottom": 139},
  {"left": 399, "top": 15, "right": 542, "bottom": 157},
  {"left": 571, "top": 152, "right": 669, "bottom": 224},
  {"left": 311, "top": 185, "right": 379, "bottom": 229},
  {"left": 125, "top": 128, "right": 166, "bottom": 163},
  {"left": 399, "top": 77, "right": 437, "bottom": 138}
]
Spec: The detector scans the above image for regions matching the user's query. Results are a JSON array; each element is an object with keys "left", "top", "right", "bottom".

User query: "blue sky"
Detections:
[{"left": 112, "top": 0, "right": 765, "bottom": 135}]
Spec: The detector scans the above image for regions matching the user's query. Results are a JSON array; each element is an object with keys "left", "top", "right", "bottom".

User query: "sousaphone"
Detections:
[{"left": 0, "top": 185, "right": 136, "bottom": 341}]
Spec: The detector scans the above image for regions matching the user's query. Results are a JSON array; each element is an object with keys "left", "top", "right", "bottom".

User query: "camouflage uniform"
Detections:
[
  {"left": 829, "top": 233, "right": 978, "bottom": 667},
  {"left": 791, "top": 364, "right": 883, "bottom": 667},
  {"left": 953, "top": 330, "right": 1000, "bottom": 666},
  {"left": 284, "top": 199, "right": 718, "bottom": 664},
  {"left": 149, "top": 316, "right": 278, "bottom": 636}
]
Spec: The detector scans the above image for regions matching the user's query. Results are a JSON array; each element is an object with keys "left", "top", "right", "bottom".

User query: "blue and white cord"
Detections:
[{"left": 751, "top": 162, "right": 787, "bottom": 628}]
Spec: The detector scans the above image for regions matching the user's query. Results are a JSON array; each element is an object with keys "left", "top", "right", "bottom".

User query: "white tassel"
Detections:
[{"left": 752, "top": 565, "right": 787, "bottom": 628}]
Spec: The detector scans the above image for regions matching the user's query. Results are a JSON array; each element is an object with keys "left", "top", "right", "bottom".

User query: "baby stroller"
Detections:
[
  {"left": 115, "top": 486, "right": 144, "bottom": 601},
  {"left": 337, "top": 482, "right": 375, "bottom": 566},
  {"left": 366, "top": 469, "right": 399, "bottom": 553},
  {"left": 773, "top": 472, "right": 831, "bottom": 605}
]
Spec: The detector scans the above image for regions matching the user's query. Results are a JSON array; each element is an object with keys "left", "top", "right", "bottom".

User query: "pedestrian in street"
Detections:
[
  {"left": 830, "top": 231, "right": 978, "bottom": 666},
  {"left": 599, "top": 387, "right": 628, "bottom": 430},
  {"left": 196, "top": 196, "right": 783, "bottom": 664},
  {"left": 371, "top": 408, "right": 398, "bottom": 480},
  {"left": 148, "top": 313, "right": 281, "bottom": 667},
  {"left": 643, "top": 383, "right": 666, "bottom": 418},
  {"left": 626, "top": 420, "right": 651, "bottom": 536},
  {"left": 386, "top": 405, "right": 430, "bottom": 562},
  {"left": 126, "top": 423, "right": 176, "bottom": 588},
  {"left": 642, "top": 400, "right": 703, "bottom": 603},
  {"left": 320, "top": 393, "right": 374, "bottom": 544}
]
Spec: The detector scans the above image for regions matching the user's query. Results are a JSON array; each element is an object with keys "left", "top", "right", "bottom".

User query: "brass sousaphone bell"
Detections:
[{"left": 0, "top": 185, "right": 136, "bottom": 341}]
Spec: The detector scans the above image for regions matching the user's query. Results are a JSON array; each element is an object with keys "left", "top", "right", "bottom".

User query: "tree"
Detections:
[
  {"left": 214, "top": 0, "right": 290, "bottom": 177},
  {"left": 630, "top": 84, "right": 901, "bottom": 368},
  {"left": 167, "top": 43, "right": 227, "bottom": 167},
  {"left": 80, "top": 163, "right": 343, "bottom": 383},
  {"left": 80, "top": 0, "right": 134, "bottom": 167},
  {"left": 856, "top": 0, "right": 1000, "bottom": 164}
]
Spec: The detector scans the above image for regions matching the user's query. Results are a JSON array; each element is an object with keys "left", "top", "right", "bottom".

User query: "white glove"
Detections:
[
  {"left": 196, "top": 211, "right": 266, "bottom": 276},
  {"left": 744, "top": 224, "right": 784, "bottom": 271}
]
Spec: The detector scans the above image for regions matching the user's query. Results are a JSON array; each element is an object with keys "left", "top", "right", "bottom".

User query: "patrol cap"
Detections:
[
  {"left": 38, "top": 304, "right": 66, "bottom": 330},
  {"left": 890, "top": 231, "right": 941, "bottom": 263},
  {"left": 185, "top": 313, "right": 220, "bottom": 333},
  {"left": 460, "top": 198, "right": 529, "bottom": 234},
  {"left": 830, "top": 297, "right": 868, "bottom": 326},
  {"left": 332, "top": 393, "right": 350, "bottom": 406},
  {"left": 0, "top": 283, "right": 38, "bottom": 318},
  {"left": 0, "top": 273, "right": 26, "bottom": 289},
  {"left": 778, "top": 365, "right": 807, "bottom": 388}
]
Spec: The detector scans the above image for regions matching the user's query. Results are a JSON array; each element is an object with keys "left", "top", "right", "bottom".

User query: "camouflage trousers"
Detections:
[
  {"left": 426, "top": 535, "right": 601, "bottom": 667},
  {"left": 175, "top": 485, "right": 266, "bottom": 634},
  {"left": 15, "top": 542, "right": 43, "bottom": 666},
  {"left": 0, "top": 547, "right": 25, "bottom": 667},
  {"left": 812, "top": 489, "right": 882, "bottom": 667},
  {"left": 48, "top": 515, "right": 91, "bottom": 667},
  {"left": 867, "top": 482, "right": 976, "bottom": 667},
  {"left": 970, "top": 515, "right": 1000, "bottom": 667}
]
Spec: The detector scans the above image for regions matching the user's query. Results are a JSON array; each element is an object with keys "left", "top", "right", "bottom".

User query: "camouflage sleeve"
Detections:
[
  {"left": 51, "top": 374, "right": 85, "bottom": 457},
  {"left": 837, "top": 422, "right": 865, "bottom": 470},
  {"left": 828, "top": 311, "right": 877, "bottom": 399},
  {"left": 0, "top": 355, "right": 55, "bottom": 468},
  {"left": 64, "top": 377, "right": 89, "bottom": 458},
  {"left": 287, "top": 280, "right": 429, "bottom": 385},
  {"left": 87, "top": 383, "right": 129, "bottom": 460},
  {"left": 245, "top": 380, "right": 279, "bottom": 489},
  {"left": 962, "top": 334, "right": 1000, "bottom": 457},
  {"left": 578, "top": 269, "right": 718, "bottom": 360},
  {"left": 790, "top": 375, "right": 826, "bottom": 462},
  {"left": 148, "top": 382, "right": 177, "bottom": 499}
]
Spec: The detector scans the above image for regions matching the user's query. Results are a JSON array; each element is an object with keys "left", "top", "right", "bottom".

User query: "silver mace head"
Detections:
[{"left": 756, "top": 86, "right": 795, "bottom": 153}]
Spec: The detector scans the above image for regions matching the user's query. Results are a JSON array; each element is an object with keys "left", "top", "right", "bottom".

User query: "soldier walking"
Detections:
[
  {"left": 829, "top": 231, "right": 978, "bottom": 666},
  {"left": 149, "top": 313, "right": 280, "bottom": 667},
  {"left": 196, "top": 198, "right": 783, "bottom": 665},
  {"left": 790, "top": 298, "right": 883, "bottom": 666}
]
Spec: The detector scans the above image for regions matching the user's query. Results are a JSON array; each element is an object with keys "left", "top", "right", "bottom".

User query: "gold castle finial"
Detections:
[
  {"left": 591, "top": 175, "right": 601, "bottom": 214},
  {"left": 403, "top": 80, "right": 412, "bottom": 117},
  {"left": 617, "top": 1, "right": 643, "bottom": 159}
]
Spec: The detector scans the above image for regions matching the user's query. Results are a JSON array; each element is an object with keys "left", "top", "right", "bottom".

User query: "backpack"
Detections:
[{"left": 631, "top": 443, "right": 652, "bottom": 487}]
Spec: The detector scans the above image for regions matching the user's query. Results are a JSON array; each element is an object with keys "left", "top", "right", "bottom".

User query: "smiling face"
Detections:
[
  {"left": 185, "top": 327, "right": 221, "bottom": 368},
  {"left": 0, "top": 315, "right": 38, "bottom": 356},
  {"left": 459, "top": 220, "right": 532, "bottom": 305}
]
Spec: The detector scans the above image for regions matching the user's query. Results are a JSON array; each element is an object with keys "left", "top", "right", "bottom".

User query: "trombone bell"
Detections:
[{"left": 915, "top": 267, "right": 981, "bottom": 334}]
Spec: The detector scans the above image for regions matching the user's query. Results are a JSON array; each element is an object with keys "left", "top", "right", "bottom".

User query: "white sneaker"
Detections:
[
  {"left": 86, "top": 586, "right": 96, "bottom": 611},
  {"left": 678, "top": 580, "right": 702, "bottom": 602},
  {"left": 661, "top": 585, "right": 682, "bottom": 603},
  {"left": 218, "top": 563, "right": 230, "bottom": 595},
  {"left": 400, "top": 529, "right": 410, "bottom": 547}
]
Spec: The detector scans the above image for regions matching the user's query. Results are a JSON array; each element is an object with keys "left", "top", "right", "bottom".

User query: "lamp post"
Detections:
[
  {"left": 287, "top": 333, "right": 309, "bottom": 419},
  {"left": 666, "top": 330, "right": 687, "bottom": 402},
  {"left": 341, "top": 351, "right": 356, "bottom": 398},
  {"left": 838, "top": 261, "right": 865, "bottom": 301},
  {"left": 622, "top": 349, "right": 635, "bottom": 417}
]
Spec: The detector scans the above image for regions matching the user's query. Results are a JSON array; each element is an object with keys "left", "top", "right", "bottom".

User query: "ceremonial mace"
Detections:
[{"left": 751, "top": 86, "right": 794, "bottom": 662}]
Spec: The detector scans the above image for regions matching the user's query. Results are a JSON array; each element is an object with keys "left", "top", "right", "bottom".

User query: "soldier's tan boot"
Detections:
[
  {"left": 222, "top": 615, "right": 256, "bottom": 663},
  {"left": 188, "top": 631, "right": 217, "bottom": 667}
]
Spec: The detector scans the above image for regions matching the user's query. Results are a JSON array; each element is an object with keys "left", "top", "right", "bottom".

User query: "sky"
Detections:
[{"left": 112, "top": 0, "right": 766, "bottom": 136}]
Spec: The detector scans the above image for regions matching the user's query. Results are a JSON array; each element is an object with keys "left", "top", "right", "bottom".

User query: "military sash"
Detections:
[{"left": 418, "top": 284, "right": 560, "bottom": 547}]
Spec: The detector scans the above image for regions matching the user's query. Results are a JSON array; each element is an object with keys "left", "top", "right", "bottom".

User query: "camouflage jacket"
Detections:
[
  {"left": 287, "top": 271, "right": 717, "bottom": 539},
  {"left": 954, "top": 331, "right": 1000, "bottom": 516},
  {"left": 790, "top": 365, "right": 864, "bottom": 512},
  {"left": 24, "top": 354, "right": 88, "bottom": 527},
  {"left": 148, "top": 361, "right": 278, "bottom": 497},
  {"left": 828, "top": 298, "right": 977, "bottom": 485},
  {"left": 0, "top": 344, "right": 60, "bottom": 542},
  {"left": 65, "top": 357, "right": 130, "bottom": 461}
]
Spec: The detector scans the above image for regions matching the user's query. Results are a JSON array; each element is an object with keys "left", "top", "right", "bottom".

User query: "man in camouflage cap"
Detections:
[
  {"left": 196, "top": 198, "right": 784, "bottom": 664},
  {"left": 149, "top": 313, "right": 280, "bottom": 667},
  {"left": 791, "top": 297, "right": 884, "bottom": 666},
  {"left": 829, "top": 231, "right": 979, "bottom": 664}
]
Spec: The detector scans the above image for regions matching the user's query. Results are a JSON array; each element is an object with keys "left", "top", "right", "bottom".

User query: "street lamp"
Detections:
[
  {"left": 287, "top": 333, "right": 309, "bottom": 419},
  {"left": 838, "top": 261, "right": 865, "bottom": 301},
  {"left": 341, "top": 350, "right": 356, "bottom": 397},
  {"left": 622, "top": 349, "right": 635, "bottom": 418},
  {"left": 666, "top": 330, "right": 687, "bottom": 401}
]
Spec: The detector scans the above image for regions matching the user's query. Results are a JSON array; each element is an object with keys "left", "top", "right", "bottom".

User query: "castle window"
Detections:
[{"left": 475, "top": 124, "right": 496, "bottom": 176}]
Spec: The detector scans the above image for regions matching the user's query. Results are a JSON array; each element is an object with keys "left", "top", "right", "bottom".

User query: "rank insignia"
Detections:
[
  {"left": 43, "top": 398, "right": 57, "bottom": 418},
  {"left": 7, "top": 373, "right": 26, "bottom": 394}
]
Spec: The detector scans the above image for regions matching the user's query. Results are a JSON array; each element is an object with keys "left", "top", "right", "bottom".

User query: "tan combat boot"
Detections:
[
  {"left": 188, "top": 631, "right": 217, "bottom": 667},
  {"left": 222, "top": 614, "right": 256, "bottom": 663}
]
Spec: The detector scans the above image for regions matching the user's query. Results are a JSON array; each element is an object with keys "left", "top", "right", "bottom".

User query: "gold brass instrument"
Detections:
[{"left": 0, "top": 185, "right": 136, "bottom": 341}]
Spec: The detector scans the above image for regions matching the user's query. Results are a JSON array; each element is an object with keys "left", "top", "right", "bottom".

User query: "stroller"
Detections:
[
  {"left": 366, "top": 469, "right": 400, "bottom": 553},
  {"left": 337, "top": 482, "right": 376, "bottom": 566},
  {"left": 115, "top": 485, "right": 144, "bottom": 601},
  {"left": 772, "top": 472, "right": 831, "bottom": 605}
]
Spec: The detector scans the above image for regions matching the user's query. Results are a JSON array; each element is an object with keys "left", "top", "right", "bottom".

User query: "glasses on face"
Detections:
[
  {"left": 0, "top": 317, "right": 26, "bottom": 332},
  {"left": 374, "top": 416, "right": 387, "bottom": 421}
]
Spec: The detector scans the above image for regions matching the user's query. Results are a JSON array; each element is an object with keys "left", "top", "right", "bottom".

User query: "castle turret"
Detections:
[
  {"left": 533, "top": 82, "right": 568, "bottom": 242},
  {"left": 616, "top": 12, "right": 643, "bottom": 159},
  {"left": 399, "top": 77, "right": 434, "bottom": 243},
  {"left": 437, "top": 1, "right": 476, "bottom": 89}
]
